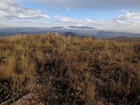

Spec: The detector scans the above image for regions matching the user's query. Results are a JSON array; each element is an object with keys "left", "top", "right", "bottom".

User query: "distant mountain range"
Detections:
[
  {"left": 0, "top": 26, "right": 140, "bottom": 39},
  {"left": 62, "top": 32, "right": 78, "bottom": 37}
]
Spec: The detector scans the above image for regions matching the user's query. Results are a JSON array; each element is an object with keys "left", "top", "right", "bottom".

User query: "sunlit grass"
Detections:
[{"left": 0, "top": 34, "right": 140, "bottom": 105}]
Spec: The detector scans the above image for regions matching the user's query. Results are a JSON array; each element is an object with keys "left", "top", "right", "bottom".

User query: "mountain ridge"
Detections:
[{"left": 0, "top": 27, "right": 139, "bottom": 38}]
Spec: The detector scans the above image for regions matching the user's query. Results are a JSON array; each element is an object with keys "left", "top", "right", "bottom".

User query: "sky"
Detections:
[{"left": 0, "top": 0, "right": 140, "bottom": 33}]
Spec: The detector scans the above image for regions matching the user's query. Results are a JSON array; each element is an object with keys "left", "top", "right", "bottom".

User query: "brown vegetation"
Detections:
[{"left": 0, "top": 34, "right": 140, "bottom": 105}]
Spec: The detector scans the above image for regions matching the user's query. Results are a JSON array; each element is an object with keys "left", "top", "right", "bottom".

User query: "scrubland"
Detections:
[{"left": 0, "top": 34, "right": 140, "bottom": 105}]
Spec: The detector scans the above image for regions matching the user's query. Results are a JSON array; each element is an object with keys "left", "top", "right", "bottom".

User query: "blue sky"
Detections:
[{"left": 0, "top": 0, "right": 140, "bottom": 33}]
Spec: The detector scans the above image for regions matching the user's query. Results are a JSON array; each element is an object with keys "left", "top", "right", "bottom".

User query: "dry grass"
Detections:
[{"left": 0, "top": 34, "right": 140, "bottom": 105}]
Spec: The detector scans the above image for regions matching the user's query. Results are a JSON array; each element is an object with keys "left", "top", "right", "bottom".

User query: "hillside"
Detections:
[
  {"left": 0, "top": 27, "right": 140, "bottom": 38},
  {"left": 0, "top": 34, "right": 140, "bottom": 105}
]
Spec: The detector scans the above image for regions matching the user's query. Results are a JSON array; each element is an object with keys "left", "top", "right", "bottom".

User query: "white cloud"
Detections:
[
  {"left": 86, "top": 11, "right": 140, "bottom": 26},
  {"left": 0, "top": 0, "right": 49, "bottom": 20},
  {"left": 84, "top": 11, "right": 140, "bottom": 33},
  {"left": 116, "top": 12, "right": 140, "bottom": 21},
  {"left": 54, "top": 16, "right": 73, "bottom": 22},
  {"left": 51, "top": 12, "right": 140, "bottom": 32},
  {"left": 112, "top": 11, "right": 140, "bottom": 26},
  {"left": 86, "top": 18, "right": 106, "bottom": 24},
  {"left": 0, "top": 0, "right": 140, "bottom": 33},
  {"left": 54, "top": 16, "right": 83, "bottom": 24}
]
